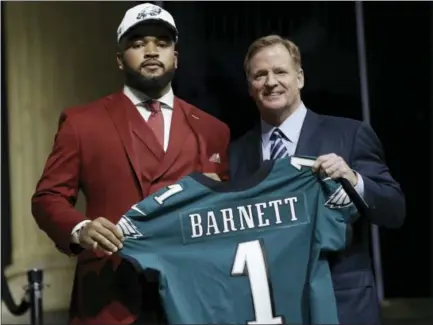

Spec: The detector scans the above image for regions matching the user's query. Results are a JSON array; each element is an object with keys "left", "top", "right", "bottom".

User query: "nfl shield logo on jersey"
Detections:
[{"left": 117, "top": 216, "right": 144, "bottom": 239}]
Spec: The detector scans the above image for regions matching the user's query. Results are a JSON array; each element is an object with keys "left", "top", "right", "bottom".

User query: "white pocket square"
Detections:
[{"left": 209, "top": 153, "right": 221, "bottom": 164}]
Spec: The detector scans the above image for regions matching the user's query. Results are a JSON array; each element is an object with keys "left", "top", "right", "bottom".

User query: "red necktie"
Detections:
[{"left": 146, "top": 100, "right": 164, "bottom": 148}]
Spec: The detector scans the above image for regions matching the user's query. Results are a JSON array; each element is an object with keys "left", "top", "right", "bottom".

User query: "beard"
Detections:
[{"left": 122, "top": 60, "right": 175, "bottom": 96}]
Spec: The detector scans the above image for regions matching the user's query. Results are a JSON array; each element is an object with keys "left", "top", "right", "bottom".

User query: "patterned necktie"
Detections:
[
  {"left": 270, "top": 128, "right": 289, "bottom": 160},
  {"left": 146, "top": 100, "right": 164, "bottom": 148}
]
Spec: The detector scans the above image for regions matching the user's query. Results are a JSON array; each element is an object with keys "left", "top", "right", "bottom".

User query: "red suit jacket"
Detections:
[{"left": 31, "top": 91, "right": 230, "bottom": 325}]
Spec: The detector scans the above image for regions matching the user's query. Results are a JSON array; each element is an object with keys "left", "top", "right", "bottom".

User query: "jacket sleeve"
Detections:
[
  {"left": 218, "top": 124, "right": 231, "bottom": 181},
  {"left": 351, "top": 122, "right": 406, "bottom": 228},
  {"left": 31, "top": 112, "right": 87, "bottom": 255}
]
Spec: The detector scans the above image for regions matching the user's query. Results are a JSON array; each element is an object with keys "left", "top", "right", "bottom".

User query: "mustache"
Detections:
[{"left": 141, "top": 60, "right": 164, "bottom": 68}]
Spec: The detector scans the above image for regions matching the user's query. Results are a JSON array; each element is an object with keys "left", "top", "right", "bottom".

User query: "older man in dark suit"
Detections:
[{"left": 229, "top": 34, "right": 405, "bottom": 325}]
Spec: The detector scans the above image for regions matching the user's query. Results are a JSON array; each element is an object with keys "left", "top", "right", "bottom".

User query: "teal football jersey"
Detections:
[{"left": 117, "top": 156, "right": 361, "bottom": 325}]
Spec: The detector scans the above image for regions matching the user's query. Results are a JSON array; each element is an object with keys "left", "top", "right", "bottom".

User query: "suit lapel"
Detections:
[
  {"left": 153, "top": 97, "right": 190, "bottom": 180},
  {"left": 295, "top": 109, "right": 323, "bottom": 157},
  {"left": 244, "top": 124, "right": 263, "bottom": 174},
  {"left": 104, "top": 92, "right": 144, "bottom": 192}
]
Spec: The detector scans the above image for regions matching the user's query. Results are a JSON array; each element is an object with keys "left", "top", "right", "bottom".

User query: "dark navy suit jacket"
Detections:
[{"left": 229, "top": 109, "right": 406, "bottom": 325}]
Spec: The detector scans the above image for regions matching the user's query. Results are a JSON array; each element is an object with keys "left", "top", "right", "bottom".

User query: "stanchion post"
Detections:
[
  {"left": 27, "top": 268, "right": 44, "bottom": 325},
  {"left": 355, "top": 1, "right": 385, "bottom": 303}
]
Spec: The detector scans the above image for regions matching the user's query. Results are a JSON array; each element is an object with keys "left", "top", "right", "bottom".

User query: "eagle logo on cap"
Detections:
[{"left": 136, "top": 6, "right": 162, "bottom": 20}]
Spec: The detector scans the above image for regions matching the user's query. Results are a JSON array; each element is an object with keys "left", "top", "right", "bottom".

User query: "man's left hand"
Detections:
[{"left": 312, "top": 153, "right": 358, "bottom": 186}]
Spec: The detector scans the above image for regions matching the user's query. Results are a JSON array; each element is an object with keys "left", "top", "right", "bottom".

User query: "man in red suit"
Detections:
[{"left": 31, "top": 3, "right": 230, "bottom": 325}]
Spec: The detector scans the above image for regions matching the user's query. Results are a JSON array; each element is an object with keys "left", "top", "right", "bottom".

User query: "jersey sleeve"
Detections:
[
  {"left": 315, "top": 177, "right": 360, "bottom": 252},
  {"left": 115, "top": 213, "right": 162, "bottom": 274},
  {"left": 116, "top": 178, "right": 202, "bottom": 272},
  {"left": 308, "top": 178, "right": 361, "bottom": 324}
]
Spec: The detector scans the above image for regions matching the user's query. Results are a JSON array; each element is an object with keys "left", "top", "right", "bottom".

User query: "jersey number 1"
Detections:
[
  {"left": 154, "top": 184, "right": 183, "bottom": 205},
  {"left": 231, "top": 240, "right": 283, "bottom": 325}
]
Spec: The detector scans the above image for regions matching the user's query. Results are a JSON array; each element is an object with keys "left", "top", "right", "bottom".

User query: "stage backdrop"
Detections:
[{"left": 2, "top": 1, "right": 139, "bottom": 317}]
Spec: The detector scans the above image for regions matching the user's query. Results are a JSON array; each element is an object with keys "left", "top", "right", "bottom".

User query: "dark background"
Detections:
[{"left": 2, "top": 1, "right": 431, "bottom": 300}]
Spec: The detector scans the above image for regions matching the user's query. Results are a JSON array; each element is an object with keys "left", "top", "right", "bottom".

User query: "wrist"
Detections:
[
  {"left": 351, "top": 171, "right": 359, "bottom": 187},
  {"left": 71, "top": 220, "right": 91, "bottom": 244}
]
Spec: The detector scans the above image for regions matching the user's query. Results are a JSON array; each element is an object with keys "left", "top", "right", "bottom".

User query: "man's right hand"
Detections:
[{"left": 78, "top": 217, "right": 124, "bottom": 255}]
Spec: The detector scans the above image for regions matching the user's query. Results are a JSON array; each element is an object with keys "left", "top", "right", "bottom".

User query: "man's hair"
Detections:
[{"left": 244, "top": 35, "right": 302, "bottom": 78}]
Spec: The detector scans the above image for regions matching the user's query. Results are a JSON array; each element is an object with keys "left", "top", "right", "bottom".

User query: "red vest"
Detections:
[{"left": 126, "top": 100, "right": 200, "bottom": 196}]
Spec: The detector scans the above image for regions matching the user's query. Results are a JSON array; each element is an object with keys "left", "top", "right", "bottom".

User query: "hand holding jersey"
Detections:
[
  {"left": 313, "top": 153, "right": 359, "bottom": 187},
  {"left": 75, "top": 172, "right": 220, "bottom": 254},
  {"left": 76, "top": 175, "right": 219, "bottom": 254},
  {"left": 78, "top": 217, "right": 124, "bottom": 254}
]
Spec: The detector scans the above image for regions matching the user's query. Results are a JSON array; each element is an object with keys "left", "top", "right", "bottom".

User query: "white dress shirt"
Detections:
[
  {"left": 70, "top": 85, "right": 175, "bottom": 244},
  {"left": 261, "top": 103, "right": 308, "bottom": 159},
  {"left": 260, "top": 102, "right": 365, "bottom": 198}
]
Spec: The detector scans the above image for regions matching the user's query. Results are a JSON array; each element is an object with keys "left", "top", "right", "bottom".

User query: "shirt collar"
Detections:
[
  {"left": 123, "top": 85, "right": 174, "bottom": 109},
  {"left": 261, "top": 102, "right": 307, "bottom": 145}
]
